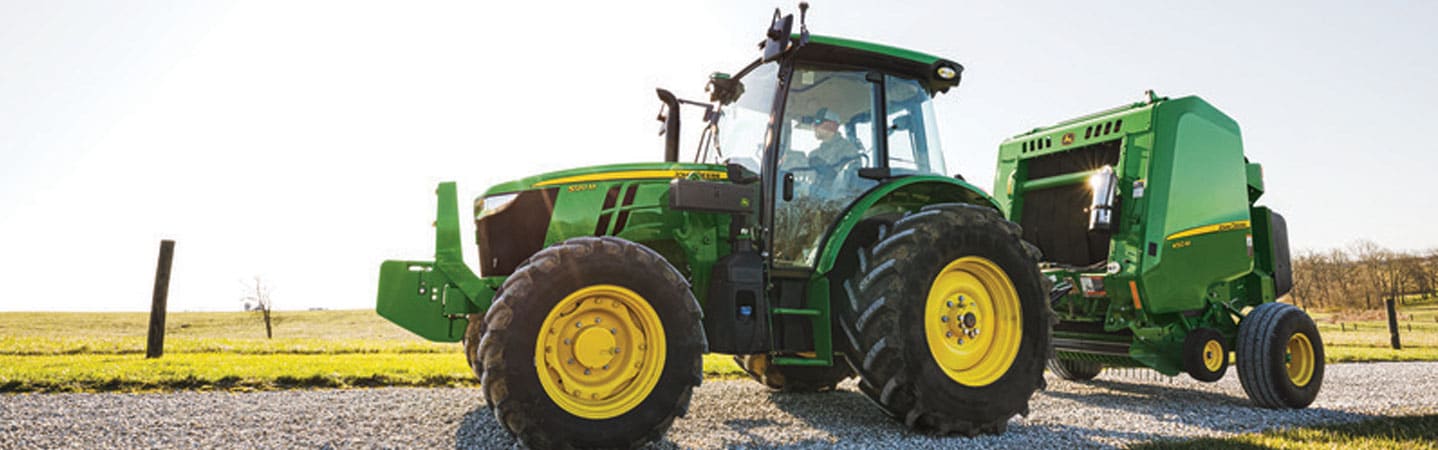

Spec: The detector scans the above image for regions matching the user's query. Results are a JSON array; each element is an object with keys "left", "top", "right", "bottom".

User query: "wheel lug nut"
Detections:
[
  {"left": 594, "top": 317, "right": 602, "bottom": 324},
  {"left": 575, "top": 322, "right": 582, "bottom": 328},
  {"left": 568, "top": 358, "right": 575, "bottom": 364},
  {"left": 946, "top": 301, "right": 954, "bottom": 308},
  {"left": 946, "top": 331, "right": 953, "bottom": 338},
  {"left": 584, "top": 369, "right": 592, "bottom": 375},
  {"left": 603, "top": 365, "right": 610, "bottom": 370},
  {"left": 610, "top": 328, "right": 618, "bottom": 334},
  {"left": 563, "top": 339, "right": 571, "bottom": 345},
  {"left": 957, "top": 338, "right": 965, "bottom": 345},
  {"left": 941, "top": 316, "right": 949, "bottom": 323}
]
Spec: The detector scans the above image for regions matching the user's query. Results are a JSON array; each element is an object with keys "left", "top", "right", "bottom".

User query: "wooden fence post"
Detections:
[
  {"left": 1386, "top": 297, "right": 1402, "bottom": 350},
  {"left": 146, "top": 240, "right": 175, "bottom": 359}
]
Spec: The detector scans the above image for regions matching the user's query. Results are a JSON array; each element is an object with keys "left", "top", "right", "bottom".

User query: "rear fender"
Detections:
[{"left": 814, "top": 176, "right": 1000, "bottom": 275}]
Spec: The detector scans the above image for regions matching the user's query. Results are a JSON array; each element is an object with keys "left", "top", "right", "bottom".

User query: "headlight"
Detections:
[
  {"left": 476, "top": 193, "right": 519, "bottom": 220},
  {"left": 1087, "top": 166, "right": 1117, "bottom": 232}
]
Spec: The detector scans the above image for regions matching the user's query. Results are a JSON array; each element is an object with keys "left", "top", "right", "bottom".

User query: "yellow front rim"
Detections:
[
  {"left": 924, "top": 256, "right": 1023, "bottom": 387},
  {"left": 535, "top": 285, "right": 666, "bottom": 419},
  {"left": 1286, "top": 332, "right": 1315, "bottom": 387},
  {"left": 1202, "top": 340, "right": 1224, "bottom": 372}
]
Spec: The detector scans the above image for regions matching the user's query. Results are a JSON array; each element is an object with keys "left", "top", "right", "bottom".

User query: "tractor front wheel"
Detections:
[
  {"left": 479, "top": 237, "right": 705, "bottom": 449},
  {"left": 837, "top": 203, "right": 1050, "bottom": 435},
  {"left": 1236, "top": 302, "right": 1323, "bottom": 408},
  {"left": 1047, "top": 357, "right": 1103, "bottom": 381}
]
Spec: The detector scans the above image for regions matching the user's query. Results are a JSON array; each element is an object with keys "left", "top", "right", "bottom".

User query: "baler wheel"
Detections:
[
  {"left": 478, "top": 237, "right": 705, "bottom": 449},
  {"left": 836, "top": 203, "right": 1050, "bottom": 436},
  {"left": 734, "top": 353, "right": 854, "bottom": 392},
  {"left": 1182, "top": 328, "right": 1229, "bottom": 382},
  {"left": 1236, "top": 302, "right": 1324, "bottom": 408},
  {"left": 1046, "top": 357, "right": 1103, "bottom": 381}
]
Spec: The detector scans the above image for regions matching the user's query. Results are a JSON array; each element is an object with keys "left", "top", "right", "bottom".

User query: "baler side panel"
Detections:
[{"left": 1140, "top": 98, "right": 1254, "bottom": 315}]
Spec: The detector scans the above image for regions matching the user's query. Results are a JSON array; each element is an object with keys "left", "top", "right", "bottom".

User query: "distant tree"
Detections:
[
  {"left": 241, "top": 276, "right": 275, "bottom": 339},
  {"left": 1351, "top": 240, "right": 1385, "bottom": 309}
]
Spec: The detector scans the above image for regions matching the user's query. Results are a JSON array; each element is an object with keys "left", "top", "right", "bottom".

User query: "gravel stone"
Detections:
[{"left": 2, "top": 362, "right": 1435, "bottom": 449}]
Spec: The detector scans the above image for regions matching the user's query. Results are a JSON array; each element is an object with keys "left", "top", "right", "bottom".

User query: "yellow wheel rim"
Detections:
[
  {"left": 924, "top": 256, "right": 1023, "bottom": 387},
  {"left": 535, "top": 285, "right": 666, "bottom": 419},
  {"left": 1285, "top": 332, "right": 1315, "bottom": 387},
  {"left": 1202, "top": 339, "right": 1224, "bottom": 372}
]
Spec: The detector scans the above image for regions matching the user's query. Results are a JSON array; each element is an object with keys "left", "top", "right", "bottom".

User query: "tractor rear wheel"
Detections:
[
  {"left": 734, "top": 353, "right": 854, "bottom": 392},
  {"left": 479, "top": 237, "right": 705, "bottom": 449},
  {"left": 1046, "top": 357, "right": 1103, "bottom": 381},
  {"left": 836, "top": 203, "right": 1050, "bottom": 436},
  {"left": 1236, "top": 302, "right": 1323, "bottom": 409}
]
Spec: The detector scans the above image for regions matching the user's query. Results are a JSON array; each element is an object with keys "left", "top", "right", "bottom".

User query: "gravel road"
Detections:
[{"left": 4, "top": 362, "right": 1436, "bottom": 449}]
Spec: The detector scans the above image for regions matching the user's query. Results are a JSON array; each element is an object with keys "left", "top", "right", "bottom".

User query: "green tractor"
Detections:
[
  {"left": 993, "top": 92, "right": 1321, "bottom": 408},
  {"left": 378, "top": 6, "right": 1051, "bottom": 449}
]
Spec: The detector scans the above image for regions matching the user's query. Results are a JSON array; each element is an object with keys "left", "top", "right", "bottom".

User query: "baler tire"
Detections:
[
  {"left": 1236, "top": 302, "right": 1323, "bottom": 409},
  {"left": 478, "top": 237, "right": 705, "bottom": 449},
  {"left": 836, "top": 203, "right": 1051, "bottom": 436},
  {"left": 734, "top": 354, "right": 854, "bottom": 392},
  {"left": 1046, "top": 358, "right": 1103, "bottom": 381},
  {"left": 1182, "top": 327, "right": 1229, "bottom": 383}
]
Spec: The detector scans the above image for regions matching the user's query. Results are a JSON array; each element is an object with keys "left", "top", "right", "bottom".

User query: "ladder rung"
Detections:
[{"left": 771, "top": 307, "right": 820, "bottom": 317}]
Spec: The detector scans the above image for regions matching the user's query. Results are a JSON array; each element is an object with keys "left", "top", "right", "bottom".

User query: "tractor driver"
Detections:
[{"left": 808, "top": 108, "right": 860, "bottom": 170}]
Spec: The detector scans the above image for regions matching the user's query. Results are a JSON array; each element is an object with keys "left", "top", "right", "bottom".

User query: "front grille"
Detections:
[
  {"left": 476, "top": 188, "right": 557, "bottom": 276},
  {"left": 1019, "top": 140, "right": 1121, "bottom": 267}
]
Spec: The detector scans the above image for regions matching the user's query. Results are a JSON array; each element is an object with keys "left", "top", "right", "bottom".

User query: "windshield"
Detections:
[{"left": 707, "top": 62, "right": 780, "bottom": 173}]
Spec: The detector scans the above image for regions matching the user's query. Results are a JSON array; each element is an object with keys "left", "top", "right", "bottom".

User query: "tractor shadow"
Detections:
[
  {"left": 1035, "top": 372, "right": 1376, "bottom": 438},
  {"left": 751, "top": 385, "right": 1171, "bottom": 448},
  {"left": 451, "top": 404, "right": 686, "bottom": 450}
]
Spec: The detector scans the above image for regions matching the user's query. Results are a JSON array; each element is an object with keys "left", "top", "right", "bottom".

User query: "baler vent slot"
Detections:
[
  {"left": 1084, "top": 119, "right": 1124, "bottom": 140},
  {"left": 1022, "top": 136, "right": 1054, "bottom": 153}
]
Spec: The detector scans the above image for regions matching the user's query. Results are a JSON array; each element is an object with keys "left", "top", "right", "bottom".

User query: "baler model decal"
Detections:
[
  {"left": 1165, "top": 220, "right": 1251, "bottom": 241},
  {"left": 534, "top": 170, "right": 727, "bottom": 187}
]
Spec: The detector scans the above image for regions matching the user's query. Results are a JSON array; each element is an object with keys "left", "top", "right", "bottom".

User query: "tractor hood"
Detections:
[{"left": 481, "top": 162, "right": 729, "bottom": 197}]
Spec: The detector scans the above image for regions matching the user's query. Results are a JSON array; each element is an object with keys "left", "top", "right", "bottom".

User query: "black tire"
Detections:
[
  {"left": 463, "top": 313, "right": 485, "bottom": 379},
  {"left": 1182, "top": 328, "right": 1229, "bottom": 382},
  {"left": 835, "top": 203, "right": 1051, "bottom": 436},
  {"left": 1046, "top": 358, "right": 1103, "bottom": 381},
  {"left": 1236, "top": 302, "right": 1323, "bottom": 409},
  {"left": 734, "top": 353, "right": 855, "bottom": 392},
  {"left": 479, "top": 237, "right": 705, "bottom": 449}
]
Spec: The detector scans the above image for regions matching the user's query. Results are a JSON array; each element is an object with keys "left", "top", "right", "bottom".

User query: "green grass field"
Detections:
[
  {"left": 1130, "top": 414, "right": 1438, "bottom": 450},
  {"left": 0, "top": 310, "right": 746, "bottom": 393},
  {"left": 2, "top": 302, "right": 1435, "bottom": 394}
]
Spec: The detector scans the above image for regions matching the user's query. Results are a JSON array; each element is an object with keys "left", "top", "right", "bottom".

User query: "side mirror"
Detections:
[{"left": 761, "top": 10, "right": 795, "bottom": 62}]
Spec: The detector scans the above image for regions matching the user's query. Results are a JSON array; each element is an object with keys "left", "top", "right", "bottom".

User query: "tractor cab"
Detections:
[{"left": 711, "top": 38, "right": 960, "bottom": 268}]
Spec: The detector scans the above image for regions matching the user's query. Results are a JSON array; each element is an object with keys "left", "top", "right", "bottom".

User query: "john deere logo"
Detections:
[{"left": 1061, "top": 132, "right": 1075, "bottom": 146}]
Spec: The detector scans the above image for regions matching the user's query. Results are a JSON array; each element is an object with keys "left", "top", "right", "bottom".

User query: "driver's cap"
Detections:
[{"left": 816, "top": 108, "right": 841, "bottom": 124}]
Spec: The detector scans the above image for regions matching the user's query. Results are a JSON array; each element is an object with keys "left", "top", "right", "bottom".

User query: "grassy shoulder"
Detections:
[
  {"left": 1131, "top": 414, "right": 1438, "bottom": 450},
  {"left": 0, "top": 352, "right": 746, "bottom": 394},
  {"left": 2, "top": 307, "right": 1434, "bottom": 394}
]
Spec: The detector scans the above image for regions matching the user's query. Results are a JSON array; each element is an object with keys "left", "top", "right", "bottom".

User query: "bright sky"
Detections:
[{"left": 3, "top": 1, "right": 1436, "bottom": 312}]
